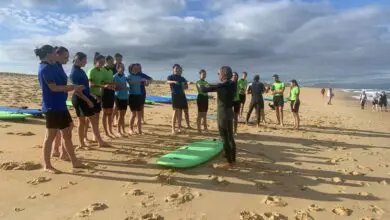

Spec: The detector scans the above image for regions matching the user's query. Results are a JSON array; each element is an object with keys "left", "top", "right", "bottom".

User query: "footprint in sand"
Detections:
[
  {"left": 155, "top": 172, "right": 176, "bottom": 185},
  {"left": 332, "top": 206, "right": 353, "bottom": 216},
  {"left": 165, "top": 187, "right": 201, "bottom": 205},
  {"left": 240, "top": 211, "right": 287, "bottom": 220},
  {"left": 255, "top": 183, "right": 269, "bottom": 191},
  {"left": 358, "top": 192, "right": 371, "bottom": 196},
  {"left": 77, "top": 203, "right": 108, "bottom": 217},
  {"left": 127, "top": 158, "right": 147, "bottom": 164},
  {"left": 357, "top": 181, "right": 370, "bottom": 187},
  {"left": 27, "top": 177, "right": 51, "bottom": 185},
  {"left": 124, "top": 189, "right": 145, "bottom": 196},
  {"left": 14, "top": 208, "right": 25, "bottom": 212},
  {"left": 295, "top": 210, "right": 314, "bottom": 220},
  {"left": 308, "top": 204, "right": 325, "bottom": 212},
  {"left": 33, "top": 145, "right": 43, "bottom": 149},
  {"left": 378, "top": 180, "right": 387, "bottom": 185},
  {"left": 359, "top": 217, "right": 377, "bottom": 220},
  {"left": 369, "top": 205, "right": 384, "bottom": 215},
  {"left": 0, "top": 161, "right": 42, "bottom": 171},
  {"left": 350, "top": 171, "right": 365, "bottom": 176},
  {"left": 332, "top": 177, "right": 344, "bottom": 184},
  {"left": 139, "top": 213, "right": 164, "bottom": 220},
  {"left": 263, "top": 196, "right": 288, "bottom": 207},
  {"left": 209, "top": 175, "right": 229, "bottom": 185}
]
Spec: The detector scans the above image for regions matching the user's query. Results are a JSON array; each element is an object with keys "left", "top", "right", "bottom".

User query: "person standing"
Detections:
[
  {"left": 246, "top": 75, "right": 265, "bottom": 127},
  {"left": 127, "top": 64, "right": 146, "bottom": 135},
  {"left": 101, "top": 56, "right": 116, "bottom": 138},
  {"left": 271, "top": 74, "right": 285, "bottom": 126},
  {"left": 360, "top": 90, "right": 367, "bottom": 110},
  {"left": 167, "top": 64, "right": 189, "bottom": 134},
  {"left": 35, "top": 45, "right": 85, "bottom": 173},
  {"left": 232, "top": 72, "right": 240, "bottom": 135},
  {"left": 379, "top": 91, "right": 388, "bottom": 112},
  {"left": 195, "top": 69, "right": 209, "bottom": 133},
  {"left": 238, "top": 72, "right": 248, "bottom": 117},
  {"left": 327, "top": 88, "right": 334, "bottom": 105},
  {"left": 136, "top": 64, "right": 153, "bottom": 124},
  {"left": 113, "top": 63, "right": 128, "bottom": 136},
  {"left": 289, "top": 79, "right": 301, "bottom": 129},
  {"left": 200, "top": 66, "right": 236, "bottom": 169}
]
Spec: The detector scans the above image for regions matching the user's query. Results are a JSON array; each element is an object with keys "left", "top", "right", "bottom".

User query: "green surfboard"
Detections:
[
  {"left": 156, "top": 139, "right": 223, "bottom": 168},
  {"left": 145, "top": 99, "right": 155, "bottom": 105},
  {"left": 66, "top": 101, "right": 73, "bottom": 107},
  {"left": 0, "top": 112, "right": 30, "bottom": 120}
]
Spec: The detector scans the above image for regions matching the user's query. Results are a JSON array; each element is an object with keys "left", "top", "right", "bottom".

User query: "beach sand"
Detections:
[{"left": 0, "top": 73, "right": 389, "bottom": 220}]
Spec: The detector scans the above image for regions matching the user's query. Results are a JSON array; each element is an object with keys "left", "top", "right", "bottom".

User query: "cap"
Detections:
[{"left": 272, "top": 74, "right": 279, "bottom": 79}]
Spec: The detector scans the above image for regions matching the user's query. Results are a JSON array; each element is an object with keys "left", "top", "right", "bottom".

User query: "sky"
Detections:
[{"left": 0, "top": 0, "right": 390, "bottom": 84}]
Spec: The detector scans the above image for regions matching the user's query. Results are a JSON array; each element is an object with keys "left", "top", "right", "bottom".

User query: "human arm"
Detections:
[
  {"left": 43, "top": 71, "right": 83, "bottom": 93},
  {"left": 200, "top": 83, "right": 222, "bottom": 93}
]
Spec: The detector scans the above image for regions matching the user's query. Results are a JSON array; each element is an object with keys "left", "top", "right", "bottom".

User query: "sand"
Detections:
[{"left": 0, "top": 72, "right": 390, "bottom": 220}]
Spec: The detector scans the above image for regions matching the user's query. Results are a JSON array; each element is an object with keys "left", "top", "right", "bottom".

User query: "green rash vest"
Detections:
[
  {"left": 272, "top": 82, "right": 285, "bottom": 97},
  {"left": 102, "top": 67, "right": 114, "bottom": 84},
  {"left": 196, "top": 79, "right": 209, "bottom": 96},
  {"left": 290, "top": 86, "right": 300, "bottom": 101},
  {"left": 88, "top": 67, "right": 104, "bottom": 96},
  {"left": 237, "top": 79, "right": 248, "bottom": 95},
  {"left": 234, "top": 81, "right": 240, "bottom": 101}
]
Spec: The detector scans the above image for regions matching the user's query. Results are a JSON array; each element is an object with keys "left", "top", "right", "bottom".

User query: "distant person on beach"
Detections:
[
  {"left": 167, "top": 64, "right": 189, "bottom": 134},
  {"left": 51, "top": 46, "right": 69, "bottom": 161},
  {"left": 379, "top": 91, "right": 388, "bottom": 112},
  {"left": 271, "top": 74, "right": 285, "bottom": 126},
  {"left": 36, "top": 45, "right": 85, "bottom": 173},
  {"left": 200, "top": 66, "right": 236, "bottom": 169},
  {"left": 70, "top": 52, "right": 109, "bottom": 148},
  {"left": 372, "top": 92, "right": 380, "bottom": 112},
  {"left": 113, "top": 63, "right": 128, "bottom": 136},
  {"left": 238, "top": 72, "right": 248, "bottom": 117},
  {"left": 127, "top": 63, "right": 147, "bottom": 135},
  {"left": 327, "top": 88, "right": 334, "bottom": 105},
  {"left": 101, "top": 56, "right": 116, "bottom": 138},
  {"left": 360, "top": 90, "right": 367, "bottom": 109},
  {"left": 232, "top": 72, "right": 240, "bottom": 135},
  {"left": 321, "top": 88, "right": 325, "bottom": 98},
  {"left": 195, "top": 69, "right": 209, "bottom": 133},
  {"left": 289, "top": 79, "right": 300, "bottom": 129},
  {"left": 246, "top": 74, "right": 265, "bottom": 127}
]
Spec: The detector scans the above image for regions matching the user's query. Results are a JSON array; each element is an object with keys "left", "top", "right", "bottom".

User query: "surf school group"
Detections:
[{"left": 34, "top": 44, "right": 301, "bottom": 173}]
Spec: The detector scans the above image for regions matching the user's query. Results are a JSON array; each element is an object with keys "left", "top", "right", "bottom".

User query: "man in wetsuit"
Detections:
[{"left": 200, "top": 66, "right": 236, "bottom": 168}]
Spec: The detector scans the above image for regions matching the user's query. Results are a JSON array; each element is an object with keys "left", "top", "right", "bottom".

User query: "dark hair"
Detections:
[
  {"left": 129, "top": 63, "right": 137, "bottom": 73},
  {"left": 73, "top": 52, "right": 87, "bottom": 64},
  {"left": 94, "top": 52, "right": 105, "bottom": 63},
  {"left": 172, "top": 64, "right": 181, "bottom": 69},
  {"left": 291, "top": 79, "right": 299, "bottom": 87},
  {"left": 106, "top": 55, "right": 114, "bottom": 62},
  {"left": 220, "top": 66, "right": 233, "bottom": 80},
  {"left": 253, "top": 75, "right": 260, "bottom": 82},
  {"left": 242, "top": 72, "right": 248, "bottom": 76},
  {"left": 34, "top": 45, "right": 55, "bottom": 60},
  {"left": 114, "top": 53, "right": 122, "bottom": 58},
  {"left": 55, "top": 46, "right": 69, "bottom": 55},
  {"left": 199, "top": 69, "right": 206, "bottom": 74}
]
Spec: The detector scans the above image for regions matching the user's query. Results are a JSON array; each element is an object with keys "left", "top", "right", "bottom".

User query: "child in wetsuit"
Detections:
[{"left": 200, "top": 66, "right": 236, "bottom": 168}]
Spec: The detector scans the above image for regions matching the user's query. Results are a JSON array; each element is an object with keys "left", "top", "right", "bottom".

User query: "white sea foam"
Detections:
[{"left": 343, "top": 89, "right": 390, "bottom": 102}]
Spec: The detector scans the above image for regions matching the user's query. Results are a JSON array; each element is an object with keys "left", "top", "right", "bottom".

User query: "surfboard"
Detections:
[
  {"left": 145, "top": 96, "right": 172, "bottom": 104},
  {"left": 66, "top": 101, "right": 73, "bottom": 107},
  {"left": 0, "top": 112, "right": 30, "bottom": 120},
  {"left": 156, "top": 139, "right": 223, "bottom": 168},
  {"left": 264, "top": 96, "right": 290, "bottom": 102},
  {"left": 144, "top": 100, "right": 155, "bottom": 105},
  {"left": 0, "top": 107, "right": 42, "bottom": 117}
]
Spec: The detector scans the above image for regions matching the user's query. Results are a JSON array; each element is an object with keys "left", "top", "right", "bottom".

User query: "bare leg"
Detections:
[
  {"left": 177, "top": 110, "right": 183, "bottom": 133},
  {"left": 279, "top": 107, "right": 284, "bottom": 126},
  {"left": 171, "top": 110, "right": 178, "bottom": 134},
  {"left": 118, "top": 110, "right": 126, "bottom": 136},
  {"left": 234, "top": 113, "right": 238, "bottom": 135},
  {"left": 102, "top": 110, "right": 111, "bottom": 138},
  {"left": 202, "top": 112, "right": 208, "bottom": 131},
  {"left": 77, "top": 117, "right": 88, "bottom": 148},
  {"left": 136, "top": 111, "right": 142, "bottom": 134},
  {"left": 129, "top": 111, "right": 136, "bottom": 135},
  {"left": 51, "top": 131, "right": 61, "bottom": 157},
  {"left": 184, "top": 109, "right": 191, "bottom": 129},
  {"left": 60, "top": 126, "right": 84, "bottom": 168},
  {"left": 141, "top": 108, "right": 146, "bottom": 124},
  {"left": 43, "top": 129, "right": 61, "bottom": 174},
  {"left": 261, "top": 108, "right": 266, "bottom": 123},
  {"left": 106, "top": 108, "right": 116, "bottom": 136},
  {"left": 275, "top": 108, "right": 280, "bottom": 125},
  {"left": 89, "top": 114, "right": 109, "bottom": 148},
  {"left": 197, "top": 113, "right": 202, "bottom": 133}
]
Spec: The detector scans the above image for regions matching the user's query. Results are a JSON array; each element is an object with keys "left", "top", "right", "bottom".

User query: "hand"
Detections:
[
  {"left": 95, "top": 96, "right": 101, "bottom": 103},
  {"left": 104, "top": 84, "right": 110, "bottom": 89},
  {"left": 74, "top": 85, "right": 84, "bottom": 92},
  {"left": 110, "top": 84, "right": 116, "bottom": 90},
  {"left": 87, "top": 100, "right": 94, "bottom": 108}
]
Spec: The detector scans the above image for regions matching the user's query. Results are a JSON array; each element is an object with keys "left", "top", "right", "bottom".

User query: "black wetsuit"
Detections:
[
  {"left": 201, "top": 80, "right": 236, "bottom": 163},
  {"left": 246, "top": 82, "right": 265, "bottom": 124}
]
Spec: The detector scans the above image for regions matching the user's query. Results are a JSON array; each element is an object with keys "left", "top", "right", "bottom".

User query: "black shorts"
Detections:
[
  {"left": 128, "top": 94, "right": 144, "bottom": 112},
  {"left": 101, "top": 89, "right": 115, "bottom": 109},
  {"left": 373, "top": 100, "right": 378, "bottom": 105},
  {"left": 92, "top": 96, "right": 102, "bottom": 113},
  {"left": 115, "top": 97, "right": 128, "bottom": 111},
  {"left": 291, "top": 100, "right": 300, "bottom": 113},
  {"left": 233, "top": 101, "right": 241, "bottom": 114},
  {"left": 72, "top": 95, "right": 95, "bottom": 117},
  {"left": 45, "top": 111, "right": 72, "bottom": 130},
  {"left": 197, "top": 95, "right": 209, "bottom": 113},
  {"left": 252, "top": 99, "right": 264, "bottom": 109},
  {"left": 172, "top": 93, "right": 188, "bottom": 110},
  {"left": 239, "top": 94, "right": 246, "bottom": 104},
  {"left": 273, "top": 95, "right": 284, "bottom": 107}
]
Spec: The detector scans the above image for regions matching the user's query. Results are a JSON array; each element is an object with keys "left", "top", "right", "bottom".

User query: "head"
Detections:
[
  {"left": 117, "top": 63, "right": 125, "bottom": 74},
  {"left": 54, "top": 46, "right": 69, "bottom": 64},
  {"left": 114, "top": 53, "right": 122, "bottom": 64},
  {"left": 241, "top": 72, "right": 247, "bottom": 80},
  {"left": 129, "top": 63, "right": 141, "bottom": 74},
  {"left": 34, "top": 45, "right": 56, "bottom": 62},
  {"left": 105, "top": 55, "right": 114, "bottom": 67},
  {"left": 199, "top": 69, "right": 206, "bottom": 80},
  {"left": 172, "top": 64, "right": 182, "bottom": 75},
  {"left": 218, "top": 66, "right": 233, "bottom": 82},
  {"left": 73, "top": 52, "right": 87, "bottom": 67},
  {"left": 290, "top": 79, "right": 298, "bottom": 87},
  {"left": 94, "top": 52, "right": 105, "bottom": 68},
  {"left": 232, "top": 72, "right": 238, "bottom": 82},
  {"left": 253, "top": 75, "right": 260, "bottom": 82},
  {"left": 272, "top": 74, "right": 280, "bottom": 82}
]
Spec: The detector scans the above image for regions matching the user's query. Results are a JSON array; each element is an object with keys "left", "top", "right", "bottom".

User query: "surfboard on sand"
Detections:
[
  {"left": 0, "top": 112, "right": 30, "bottom": 120},
  {"left": 156, "top": 139, "right": 223, "bottom": 168},
  {"left": 0, "top": 107, "right": 42, "bottom": 117}
]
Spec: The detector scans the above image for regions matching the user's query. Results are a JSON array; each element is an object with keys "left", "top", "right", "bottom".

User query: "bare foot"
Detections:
[
  {"left": 171, "top": 130, "right": 177, "bottom": 135},
  {"left": 98, "top": 142, "right": 112, "bottom": 148},
  {"left": 51, "top": 152, "right": 60, "bottom": 158},
  {"left": 59, "top": 154, "right": 70, "bottom": 161},
  {"left": 128, "top": 130, "right": 136, "bottom": 136},
  {"left": 72, "top": 162, "right": 89, "bottom": 169},
  {"left": 43, "top": 166, "right": 62, "bottom": 174}
]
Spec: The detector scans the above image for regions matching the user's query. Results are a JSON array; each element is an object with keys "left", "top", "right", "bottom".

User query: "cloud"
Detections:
[{"left": 0, "top": 0, "right": 390, "bottom": 84}]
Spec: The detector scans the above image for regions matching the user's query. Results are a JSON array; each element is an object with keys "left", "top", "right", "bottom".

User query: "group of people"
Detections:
[
  {"left": 35, "top": 44, "right": 301, "bottom": 171},
  {"left": 360, "top": 90, "right": 388, "bottom": 111}
]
